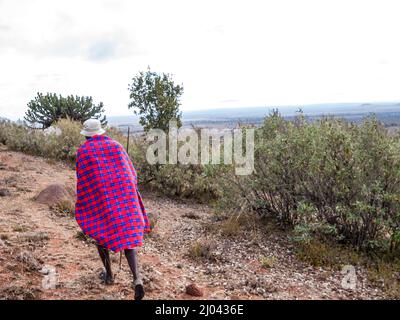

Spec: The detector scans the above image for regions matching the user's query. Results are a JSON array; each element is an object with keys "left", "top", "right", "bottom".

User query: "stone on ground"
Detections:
[
  {"left": 34, "top": 184, "right": 76, "bottom": 207},
  {"left": 185, "top": 283, "right": 204, "bottom": 297}
]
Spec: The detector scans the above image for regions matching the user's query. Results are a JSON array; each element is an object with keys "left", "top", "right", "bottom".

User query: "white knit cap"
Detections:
[{"left": 80, "top": 119, "right": 106, "bottom": 137}]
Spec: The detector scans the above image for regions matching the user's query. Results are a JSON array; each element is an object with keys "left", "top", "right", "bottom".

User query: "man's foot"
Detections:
[
  {"left": 134, "top": 278, "right": 145, "bottom": 300},
  {"left": 99, "top": 269, "right": 114, "bottom": 285}
]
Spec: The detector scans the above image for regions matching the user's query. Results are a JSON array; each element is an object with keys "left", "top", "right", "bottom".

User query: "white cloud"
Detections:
[{"left": 0, "top": 0, "right": 400, "bottom": 120}]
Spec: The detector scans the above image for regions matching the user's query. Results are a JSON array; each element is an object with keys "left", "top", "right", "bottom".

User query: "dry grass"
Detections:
[
  {"left": 16, "top": 250, "right": 42, "bottom": 271},
  {"left": 259, "top": 255, "right": 277, "bottom": 269},
  {"left": 147, "top": 211, "right": 158, "bottom": 231},
  {"left": 18, "top": 232, "right": 50, "bottom": 243},
  {"left": 367, "top": 260, "right": 400, "bottom": 298},
  {"left": 188, "top": 240, "right": 216, "bottom": 262},
  {"left": 0, "top": 285, "right": 39, "bottom": 300},
  {"left": 295, "top": 240, "right": 362, "bottom": 269},
  {"left": 75, "top": 231, "right": 95, "bottom": 244},
  {"left": 12, "top": 225, "right": 30, "bottom": 233},
  {"left": 51, "top": 200, "right": 75, "bottom": 217},
  {"left": 294, "top": 238, "right": 400, "bottom": 298},
  {"left": 205, "top": 213, "right": 259, "bottom": 238},
  {"left": 220, "top": 218, "right": 242, "bottom": 238}
]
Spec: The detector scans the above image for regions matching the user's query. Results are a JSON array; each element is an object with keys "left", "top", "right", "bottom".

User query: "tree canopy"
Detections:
[
  {"left": 24, "top": 93, "right": 107, "bottom": 129},
  {"left": 128, "top": 68, "right": 183, "bottom": 132}
]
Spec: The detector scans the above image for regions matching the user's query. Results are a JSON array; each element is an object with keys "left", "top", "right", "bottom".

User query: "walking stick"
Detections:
[{"left": 126, "top": 126, "right": 130, "bottom": 154}]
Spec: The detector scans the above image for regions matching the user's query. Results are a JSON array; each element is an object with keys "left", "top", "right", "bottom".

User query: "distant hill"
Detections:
[
  {"left": 108, "top": 102, "right": 400, "bottom": 130},
  {"left": 182, "top": 102, "right": 400, "bottom": 119},
  {"left": 0, "top": 116, "right": 10, "bottom": 123}
]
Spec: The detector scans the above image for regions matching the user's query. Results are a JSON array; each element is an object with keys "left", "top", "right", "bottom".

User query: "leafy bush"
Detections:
[
  {"left": 0, "top": 118, "right": 127, "bottom": 164},
  {"left": 0, "top": 118, "right": 219, "bottom": 202},
  {"left": 218, "top": 112, "right": 400, "bottom": 252},
  {"left": 43, "top": 119, "right": 85, "bottom": 162},
  {"left": 0, "top": 119, "right": 84, "bottom": 163},
  {"left": 3, "top": 113, "right": 400, "bottom": 254},
  {"left": 0, "top": 120, "right": 47, "bottom": 156},
  {"left": 127, "top": 135, "right": 224, "bottom": 202}
]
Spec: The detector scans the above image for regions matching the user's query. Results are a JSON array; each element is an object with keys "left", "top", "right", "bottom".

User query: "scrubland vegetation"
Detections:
[
  {"left": 2, "top": 113, "right": 400, "bottom": 252},
  {"left": 1, "top": 110, "right": 400, "bottom": 297}
]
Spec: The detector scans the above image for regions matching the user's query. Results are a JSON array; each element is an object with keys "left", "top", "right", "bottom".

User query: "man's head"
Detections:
[{"left": 81, "top": 119, "right": 106, "bottom": 138}]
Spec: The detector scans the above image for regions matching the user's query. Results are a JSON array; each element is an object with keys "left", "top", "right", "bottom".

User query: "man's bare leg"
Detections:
[
  {"left": 124, "top": 249, "right": 145, "bottom": 300},
  {"left": 97, "top": 244, "right": 114, "bottom": 284}
]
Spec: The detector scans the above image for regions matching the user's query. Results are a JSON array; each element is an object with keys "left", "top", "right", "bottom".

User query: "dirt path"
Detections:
[{"left": 0, "top": 146, "right": 387, "bottom": 300}]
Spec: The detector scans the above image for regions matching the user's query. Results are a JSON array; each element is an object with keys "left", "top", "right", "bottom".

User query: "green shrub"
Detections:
[
  {"left": 1, "top": 119, "right": 221, "bottom": 202},
  {"left": 43, "top": 119, "right": 85, "bottom": 162},
  {"left": 0, "top": 121, "right": 46, "bottom": 156},
  {"left": 127, "top": 135, "right": 224, "bottom": 202},
  {"left": 3, "top": 113, "right": 400, "bottom": 254},
  {"left": 0, "top": 118, "right": 84, "bottom": 163},
  {"left": 218, "top": 112, "right": 400, "bottom": 252}
]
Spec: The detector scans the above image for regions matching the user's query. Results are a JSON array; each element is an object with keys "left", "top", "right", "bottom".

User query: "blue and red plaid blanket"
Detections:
[{"left": 75, "top": 135, "right": 150, "bottom": 252}]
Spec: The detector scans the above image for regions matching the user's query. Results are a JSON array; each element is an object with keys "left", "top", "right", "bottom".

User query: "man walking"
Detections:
[{"left": 75, "top": 119, "right": 151, "bottom": 300}]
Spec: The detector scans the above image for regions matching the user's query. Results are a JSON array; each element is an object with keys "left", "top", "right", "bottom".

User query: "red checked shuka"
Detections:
[{"left": 75, "top": 135, "right": 151, "bottom": 252}]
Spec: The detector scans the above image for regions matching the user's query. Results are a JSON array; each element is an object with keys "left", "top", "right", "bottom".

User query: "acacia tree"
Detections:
[
  {"left": 24, "top": 93, "right": 107, "bottom": 129},
  {"left": 128, "top": 68, "right": 183, "bottom": 132}
]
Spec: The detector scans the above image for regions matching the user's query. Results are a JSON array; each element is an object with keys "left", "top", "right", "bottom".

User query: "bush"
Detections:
[
  {"left": 127, "top": 135, "right": 224, "bottom": 202},
  {"left": 0, "top": 118, "right": 128, "bottom": 164},
  {"left": 43, "top": 119, "right": 85, "bottom": 162},
  {"left": 0, "top": 120, "right": 47, "bottom": 156},
  {"left": 0, "top": 118, "right": 220, "bottom": 202},
  {"left": 3, "top": 113, "right": 400, "bottom": 254},
  {"left": 218, "top": 112, "right": 400, "bottom": 252},
  {"left": 0, "top": 118, "right": 84, "bottom": 163}
]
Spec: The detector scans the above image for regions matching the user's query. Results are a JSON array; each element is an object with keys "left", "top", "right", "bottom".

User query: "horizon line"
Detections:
[
  {"left": 107, "top": 100, "right": 400, "bottom": 118},
  {"left": 3, "top": 99, "right": 400, "bottom": 121}
]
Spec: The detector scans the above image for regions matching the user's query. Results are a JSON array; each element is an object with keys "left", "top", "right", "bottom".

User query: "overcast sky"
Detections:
[{"left": 0, "top": 0, "right": 400, "bottom": 120}]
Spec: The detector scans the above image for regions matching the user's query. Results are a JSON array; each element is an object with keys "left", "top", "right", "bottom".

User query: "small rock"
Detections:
[
  {"left": 211, "top": 290, "right": 226, "bottom": 299},
  {"left": 183, "top": 212, "right": 201, "bottom": 220},
  {"left": 154, "top": 269, "right": 163, "bottom": 276},
  {"left": 256, "top": 287, "right": 266, "bottom": 295},
  {"left": 34, "top": 184, "right": 75, "bottom": 206},
  {"left": 186, "top": 283, "right": 204, "bottom": 297},
  {"left": 0, "top": 189, "right": 11, "bottom": 197}
]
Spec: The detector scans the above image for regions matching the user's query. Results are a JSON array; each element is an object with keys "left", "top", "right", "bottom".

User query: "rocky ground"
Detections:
[{"left": 0, "top": 145, "right": 388, "bottom": 300}]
